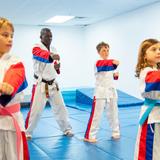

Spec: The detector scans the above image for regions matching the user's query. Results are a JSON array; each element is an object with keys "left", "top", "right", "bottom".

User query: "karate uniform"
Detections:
[
  {"left": 25, "top": 42, "right": 72, "bottom": 137},
  {"left": 134, "top": 67, "right": 160, "bottom": 160},
  {"left": 85, "top": 59, "right": 120, "bottom": 140},
  {"left": 0, "top": 53, "right": 29, "bottom": 160}
]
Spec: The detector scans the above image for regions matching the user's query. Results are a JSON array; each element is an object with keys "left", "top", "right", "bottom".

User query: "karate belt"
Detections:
[
  {"left": 0, "top": 104, "right": 21, "bottom": 160},
  {"left": 34, "top": 74, "right": 59, "bottom": 98},
  {"left": 34, "top": 74, "right": 55, "bottom": 85},
  {"left": 139, "top": 98, "right": 160, "bottom": 125}
]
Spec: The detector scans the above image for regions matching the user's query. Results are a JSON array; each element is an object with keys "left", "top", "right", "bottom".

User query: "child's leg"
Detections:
[
  {"left": 0, "top": 130, "right": 23, "bottom": 160},
  {"left": 84, "top": 97, "right": 105, "bottom": 140},
  {"left": 152, "top": 123, "right": 160, "bottom": 159},
  {"left": 0, "top": 130, "right": 5, "bottom": 160},
  {"left": 26, "top": 84, "right": 47, "bottom": 137},
  {"left": 134, "top": 125, "right": 142, "bottom": 160},
  {"left": 135, "top": 123, "right": 160, "bottom": 160},
  {"left": 49, "top": 90, "right": 72, "bottom": 134},
  {"left": 106, "top": 98, "right": 120, "bottom": 135}
]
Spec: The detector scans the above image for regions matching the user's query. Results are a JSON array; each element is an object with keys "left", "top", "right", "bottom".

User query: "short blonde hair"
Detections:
[{"left": 0, "top": 17, "right": 14, "bottom": 32}]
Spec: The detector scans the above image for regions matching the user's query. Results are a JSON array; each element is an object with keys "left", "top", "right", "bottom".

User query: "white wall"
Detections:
[
  {"left": 83, "top": 2, "right": 160, "bottom": 98},
  {"left": 11, "top": 25, "right": 86, "bottom": 94},
  {"left": 11, "top": 2, "right": 160, "bottom": 98}
]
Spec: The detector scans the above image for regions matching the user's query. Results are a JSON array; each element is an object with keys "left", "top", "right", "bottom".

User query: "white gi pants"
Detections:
[
  {"left": 0, "top": 130, "right": 23, "bottom": 160},
  {"left": 85, "top": 97, "right": 120, "bottom": 139},
  {"left": 26, "top": 84, "right": 72, "bottom": 136}
]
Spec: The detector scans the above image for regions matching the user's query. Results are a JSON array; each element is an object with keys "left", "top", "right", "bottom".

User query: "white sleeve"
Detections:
[
  {"left": 140, "top": 67, "right": 160, "bottom": 100},
  {"left": 94, "top": 62, "right": 98, "bottom": 75}
]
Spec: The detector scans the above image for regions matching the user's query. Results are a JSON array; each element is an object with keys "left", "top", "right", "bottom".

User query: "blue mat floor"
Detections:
[
  {"left": 22, "top": 104, "right": 141, "bottom": 160},
  {"left": 76, "top": 88, "right": 143, "bottom": 107}
]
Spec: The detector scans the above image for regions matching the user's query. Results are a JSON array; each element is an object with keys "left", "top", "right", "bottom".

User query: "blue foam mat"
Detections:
[
  {"left": 22, "top": 104, "right": 140, "bottom": 160},
  {"left": 22, "top": 88, "right": 143, "bottom": 109},
  {"left": 76, "top": 88, "right": 143, "bottom": 107},
  {"left": 21, "top": 88, "right": 142, "bottom": 160}
]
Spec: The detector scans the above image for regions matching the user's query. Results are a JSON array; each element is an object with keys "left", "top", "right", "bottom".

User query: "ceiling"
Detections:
[{"left": 1, "top": 0, "right": 160, "bottom": 26}]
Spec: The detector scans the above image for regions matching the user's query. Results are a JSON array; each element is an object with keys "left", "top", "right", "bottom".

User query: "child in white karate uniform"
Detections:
[
  {"left": 0, "top": 17, "right": 29, "bottom": 160},
  {"left": 84, "top": 42, "right": 120, "bottom": 143}
]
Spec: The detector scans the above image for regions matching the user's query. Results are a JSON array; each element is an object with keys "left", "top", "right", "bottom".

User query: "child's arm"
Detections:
[
  {"left": 96, "top": 59, "right": 119, "bottom": 72},
  {"left": 112, "top": 60, "right": 119, "bottom": 66},
  {"left": 32, "top": 46, "right": 59, "bottom": 63},
  {"left": 0, "top": 62, "right": 28, "bottom": 106},
  {"left": 142, "top": 70, "right": 160, "bottom": 99}
]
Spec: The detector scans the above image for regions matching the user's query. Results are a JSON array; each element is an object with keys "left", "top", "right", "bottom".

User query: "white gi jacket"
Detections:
[
  {"left": 32, "top": 42, "right": 59, "bottom": 95},
  {"left": 94, "top": 59, "right": 118, "bottom": 99},
  {"left": 139, "top": 67, "right": 160, "bottom": 124},
  {"left": 0, "top": 53, "right": 27, "bottom": 131}
]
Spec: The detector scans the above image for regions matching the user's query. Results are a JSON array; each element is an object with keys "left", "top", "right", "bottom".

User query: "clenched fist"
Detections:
[
  {"left": 54, "top": 62, "right": 60, "bottom": 70},
  {"left": 0, "top": 82, "right": 14, "bottom": 95},
  {"left": 50, "top": 53, "right": 60, "bottom": 61},
  {"left": 112, "top": 60, "right": 119, "bottom": 66}
]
